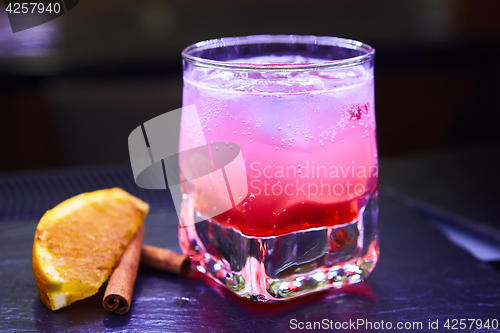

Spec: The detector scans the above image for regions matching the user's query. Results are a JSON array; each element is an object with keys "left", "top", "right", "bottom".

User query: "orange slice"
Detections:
[{"left": 32, "top": 188, "right": 149, "bottom": 310}]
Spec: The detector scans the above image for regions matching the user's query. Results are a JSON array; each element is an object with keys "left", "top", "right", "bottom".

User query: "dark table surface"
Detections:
[
  {"left": 1, "top": 145, "right": 500, "bottom": 332},
  {"left": 380, "top": 141, "right": 500, "bottom": 244},
  {"left": 1, "top": 195, "right": 500, "bottom": 332}
]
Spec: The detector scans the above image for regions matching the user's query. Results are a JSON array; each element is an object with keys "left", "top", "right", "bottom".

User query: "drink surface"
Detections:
[{"left": 181, "top": 56, "right": 378, "bottom": 237}]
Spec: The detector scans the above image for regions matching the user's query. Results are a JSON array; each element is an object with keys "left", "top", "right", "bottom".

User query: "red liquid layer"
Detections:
[{"left": 208, "top": 189, "right": 376, "bottom": 237}]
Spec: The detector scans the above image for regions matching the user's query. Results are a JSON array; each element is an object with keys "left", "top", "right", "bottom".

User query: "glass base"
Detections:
[{"left": 179, "top": 193, "right": 379, "bottom": 302}]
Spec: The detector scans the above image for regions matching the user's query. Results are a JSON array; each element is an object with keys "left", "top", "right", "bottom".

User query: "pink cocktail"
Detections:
[{"left": 179, "top": 36, "right": 379, "bottom": 302}]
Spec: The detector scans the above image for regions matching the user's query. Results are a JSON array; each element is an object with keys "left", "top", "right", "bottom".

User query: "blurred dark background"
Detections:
[{"left": 1, "top": 0, "right": 499, "bottom": 171}]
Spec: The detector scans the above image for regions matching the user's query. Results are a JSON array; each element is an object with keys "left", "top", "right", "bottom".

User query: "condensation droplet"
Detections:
[{"left": 249, "top": 194, "right": 255, "bottom": 201}]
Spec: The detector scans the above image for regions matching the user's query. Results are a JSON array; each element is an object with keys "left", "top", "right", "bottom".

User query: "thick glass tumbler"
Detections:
[{"left": 179, "top": 35, "right": 378, "bottom": 302}]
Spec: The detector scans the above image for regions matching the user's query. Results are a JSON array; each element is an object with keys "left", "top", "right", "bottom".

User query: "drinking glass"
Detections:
[{"left": 178, "top": 35, "right": 378, "bottom": 302}]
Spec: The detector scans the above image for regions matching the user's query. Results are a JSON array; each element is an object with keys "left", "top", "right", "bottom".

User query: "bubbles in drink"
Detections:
[{"left": 182, "top": 54, "right": 377, "bottom": 236}]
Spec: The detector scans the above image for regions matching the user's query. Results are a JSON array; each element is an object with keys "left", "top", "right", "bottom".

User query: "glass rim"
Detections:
[{"left": 182, "top": 35, "right": 375, "bottom": 72}]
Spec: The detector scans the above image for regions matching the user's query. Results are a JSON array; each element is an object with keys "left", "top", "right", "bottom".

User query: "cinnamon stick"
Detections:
[
  {"left": 141, "top": 244, "right": 191, "bottom": 277},
  {"left": 103, "top": 224, "right": 144, "bottom": 314}
]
